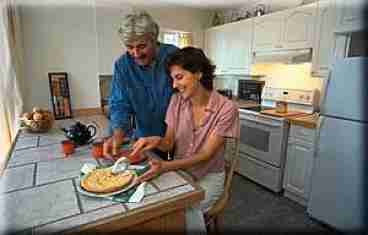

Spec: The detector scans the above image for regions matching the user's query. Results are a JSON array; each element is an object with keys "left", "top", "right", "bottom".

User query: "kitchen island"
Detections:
[{"left": 0, "top": 129, "right": 204, "bottom": 234}]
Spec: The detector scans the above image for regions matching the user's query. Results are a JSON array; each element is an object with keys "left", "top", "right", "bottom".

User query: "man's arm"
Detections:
[{"left": 104, "top": 61, "right": 134, "bottom": 157}]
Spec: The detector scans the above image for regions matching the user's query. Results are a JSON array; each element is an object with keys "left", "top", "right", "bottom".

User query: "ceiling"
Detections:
[
  {"left": 19, "top": 0, "right": 316, "bottom": 11},
  {"left": 95, "top": 0, "right": 312, "bottom": 10}
]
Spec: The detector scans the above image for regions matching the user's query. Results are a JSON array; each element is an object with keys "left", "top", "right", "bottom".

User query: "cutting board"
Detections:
[{"left": 260, "top": 109, "right": 308, "bottom": 117}]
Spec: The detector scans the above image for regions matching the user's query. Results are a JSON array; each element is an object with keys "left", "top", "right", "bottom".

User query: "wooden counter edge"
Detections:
[
  {"left": 67, "top": 176, "right": 205, "bottom": 234},
  {"left": 286, "top": 114, "right": 319, "bottom": 129}
]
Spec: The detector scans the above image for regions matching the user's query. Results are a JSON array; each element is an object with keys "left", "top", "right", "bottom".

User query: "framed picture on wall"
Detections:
[{"left": 48, "top": 72, "right": 73, "bottom": 120}]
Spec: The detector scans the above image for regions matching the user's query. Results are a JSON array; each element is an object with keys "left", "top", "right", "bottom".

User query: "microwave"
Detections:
[{"left": 237, "top": 80, "right": 265, "bottom": 104}]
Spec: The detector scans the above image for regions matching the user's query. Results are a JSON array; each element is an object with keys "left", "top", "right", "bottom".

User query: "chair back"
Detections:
[
  {"left": 204, "top": 136, "right": 240, "bottom": 223},
  {"left": 223, "top": 137, "right": 239, "bottom": 196}
]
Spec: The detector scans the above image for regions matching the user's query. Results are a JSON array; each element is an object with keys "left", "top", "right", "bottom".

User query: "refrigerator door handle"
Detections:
[
  {"left": 319, "top": 73, "right": 331, "bottom": 115},
  {"left": 313, "top": 116, "right": 325, "bottom": 159}
]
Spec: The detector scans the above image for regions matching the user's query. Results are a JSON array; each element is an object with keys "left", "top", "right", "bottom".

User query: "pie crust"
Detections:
[{"left": 81, "top": 168, "right": 134, "bottom": 193}]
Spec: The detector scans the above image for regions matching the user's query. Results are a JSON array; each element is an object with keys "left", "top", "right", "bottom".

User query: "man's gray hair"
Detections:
[{"left": 118, "top": 10, "right": 159, "bottom": 44}]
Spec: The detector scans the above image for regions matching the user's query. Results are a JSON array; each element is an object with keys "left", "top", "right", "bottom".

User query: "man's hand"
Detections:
[
  {"left": 102, "top": 136, "right": 121, "bottom": 160},
  {"left": 129, "top": 136, "right": 162, "bottom": 157},
  {"left": 137, "top": 157, "right": 163, "bottom": 182}
]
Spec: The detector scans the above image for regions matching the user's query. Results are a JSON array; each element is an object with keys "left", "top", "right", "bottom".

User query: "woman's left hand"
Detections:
[{"left": 137, "top": 157, "right": 164, "bottom": 182}]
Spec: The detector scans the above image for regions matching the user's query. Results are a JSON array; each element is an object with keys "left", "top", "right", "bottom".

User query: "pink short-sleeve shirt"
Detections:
[{"left": 165, "top": 91, "right": 240, "bottom": 179}]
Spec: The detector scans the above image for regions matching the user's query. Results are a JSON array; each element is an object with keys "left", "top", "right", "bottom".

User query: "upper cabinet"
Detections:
[
  {"left": 205, "top": 19, "right": 253, "bottom": 75},
  {"left": 253, "top": 3, "right": 317, "bottom": 52},
  {"left": 253, "top": 11, "right": 284, "bottom": 51},
  {"left": 335, "top": 0, "right": 367, "bottom": 33},
  {"left": 282, "top": 3, "right": 317, "bottom": 50},
  {"left": 311, "top": 0, "right": 337, "bottom": 77}
]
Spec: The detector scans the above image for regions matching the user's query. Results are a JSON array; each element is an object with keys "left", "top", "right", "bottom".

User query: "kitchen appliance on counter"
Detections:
[
  {"left": 237, "top": 80, "right": 265, "bottom": 104},
  {"left": 307, "top": 57, "right": 367, "bottom": 232},
  {"left": 237, "top": 87, "right": 319, "bottom": 192},
  {"left": 216, "top": 89, "right": 233, "bottom": 99}
]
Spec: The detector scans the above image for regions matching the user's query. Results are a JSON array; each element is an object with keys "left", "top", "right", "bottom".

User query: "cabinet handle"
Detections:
[{"left": 275, "top": 44, "right": 283, "bottom": 48}]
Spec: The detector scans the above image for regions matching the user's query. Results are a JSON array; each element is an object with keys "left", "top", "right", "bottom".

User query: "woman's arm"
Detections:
[
  {"left": 137, "top": 132, "right": 224, "bottom": 182},
  {"left": 161, "top": 132, "right": 224, "bottom": 172},
  {"left": 130, "top": 125, "right": 175, "bottom": 156}
]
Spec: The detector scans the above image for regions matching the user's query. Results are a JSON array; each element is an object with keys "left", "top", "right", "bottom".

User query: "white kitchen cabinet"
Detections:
[
  {"left": 205, "top": 19, "right": 253, "bottom": 75},
  {"left": 283, "top": 124, "right": 316, "bottom": 206},
  {"left": 205, "top": 26, "right": 226, "bottom": 74},
  {"left": 253, "top": 11, "right": 284, "bottom": 52},
  {"left": 282, "top": 3, "right": 317, "bottom": 50},
  {"left": 311, "top": 0, "right": 337, "bottom": 77},
  {"left": 335, "top": 0, "right": 366, "bottom": 33},
  {"left": 253, "top": 3, "right": 317, "bottom": 52}
]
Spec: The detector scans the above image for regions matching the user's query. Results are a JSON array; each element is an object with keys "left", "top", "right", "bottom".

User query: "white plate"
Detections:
[{"left": 76, "top": 170, "right": 139, "bottom": 198}]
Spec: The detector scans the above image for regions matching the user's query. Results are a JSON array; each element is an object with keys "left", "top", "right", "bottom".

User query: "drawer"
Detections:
[
  {"left": 289, "top": 124, "right": 316, "bottom": 143},
  {"left": 236, "top": 153, "right": 283, "bottom": 193}
]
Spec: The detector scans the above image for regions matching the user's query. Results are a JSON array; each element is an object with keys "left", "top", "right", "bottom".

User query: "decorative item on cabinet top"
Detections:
[{"left": 211, "top": 12, "right": 224, "bottom": 26}]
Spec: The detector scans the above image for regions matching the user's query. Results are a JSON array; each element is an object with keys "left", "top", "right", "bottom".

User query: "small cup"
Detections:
[
  {"left": 61, "top": 140, "right": 75, "bottom": 157},
  {"left": 91, "top": 141, "right": 103, "bottom": 158}
]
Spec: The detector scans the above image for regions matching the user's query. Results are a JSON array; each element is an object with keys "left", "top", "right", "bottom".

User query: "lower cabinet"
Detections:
[{"left": 283, "top": 125, "right": 316, "bottom": 206}]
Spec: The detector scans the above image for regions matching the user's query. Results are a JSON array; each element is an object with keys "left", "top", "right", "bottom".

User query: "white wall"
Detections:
[
  {"left": 21, "top": 1, "right": 99, "bottom": 111},
  {"left": 20, "top": 1, "right": 211, "bottom": 112}
]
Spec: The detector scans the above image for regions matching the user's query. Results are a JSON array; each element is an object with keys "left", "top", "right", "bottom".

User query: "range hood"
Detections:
[{"left": 252, "top": 48, "right": 312, "bottom": 64}]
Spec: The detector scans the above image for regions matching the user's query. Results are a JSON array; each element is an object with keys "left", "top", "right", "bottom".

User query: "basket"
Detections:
[{"left": 20, "top": 113, "right": 54, "bottom": 133}]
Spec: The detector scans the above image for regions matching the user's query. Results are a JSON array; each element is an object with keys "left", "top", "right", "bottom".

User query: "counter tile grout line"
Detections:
[
  {"left": 36, "top": 136, "right": 40, "bottom": 147},
  {"left": 33, "top": 162, "right": 37, "bottom": 187},
  {"left": 72, "top": 178, "right": 84, "bottom": 214}
]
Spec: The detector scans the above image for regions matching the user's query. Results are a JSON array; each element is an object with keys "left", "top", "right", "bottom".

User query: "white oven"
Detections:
[{"left": 237, "top": 110, "right": 289, "bottom": 192}]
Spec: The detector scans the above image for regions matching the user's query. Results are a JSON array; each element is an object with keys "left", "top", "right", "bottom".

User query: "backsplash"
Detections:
[{"left": 250, "top": 63, "right": 323, "bottom": 92}]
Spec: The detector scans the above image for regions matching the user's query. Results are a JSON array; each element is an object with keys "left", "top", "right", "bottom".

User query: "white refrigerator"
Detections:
[{"left": 307, "top": 57, "right": 367, "bottom": 232}]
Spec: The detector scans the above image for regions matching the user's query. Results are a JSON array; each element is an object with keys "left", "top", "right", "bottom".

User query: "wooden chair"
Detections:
[{"left": 204, "top": 137, "right": 239, "bottom": 234}]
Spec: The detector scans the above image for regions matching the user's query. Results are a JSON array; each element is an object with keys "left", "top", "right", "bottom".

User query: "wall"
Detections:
[
  {"left": 251, "top": 63, "right": 323, "bottom": 91},
  {"left": 20, "top": 1, "right": 211, "bottom": 112},
  {"left": 20, "top": 1, "right": 99, "bottom": 111}
]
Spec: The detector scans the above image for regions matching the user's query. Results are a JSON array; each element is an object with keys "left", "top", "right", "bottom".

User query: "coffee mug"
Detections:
[
  {"left": 61, "top": 140, "right": 75, "bottom": 156},
  {"left": 91, "top": 141, "right": 103, "bottom": 158}
]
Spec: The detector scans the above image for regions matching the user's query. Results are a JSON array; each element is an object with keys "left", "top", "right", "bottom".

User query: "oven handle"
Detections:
[{"left": 240, "top": 117, "right": 283, "bottom": 127}]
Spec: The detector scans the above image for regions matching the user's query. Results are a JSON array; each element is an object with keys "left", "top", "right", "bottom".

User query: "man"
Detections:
[{"left": 103, "top": 10, "right": 178, "bottom": 160}]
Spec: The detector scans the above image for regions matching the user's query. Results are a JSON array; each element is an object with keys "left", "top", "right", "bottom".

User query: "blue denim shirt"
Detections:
[{"left": 108, "top": 43, "right": 178, "bottom": 138}]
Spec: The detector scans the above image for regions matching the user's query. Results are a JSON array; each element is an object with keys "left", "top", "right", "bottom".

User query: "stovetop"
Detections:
[{"left": 239, "top": 106, "right": 273, "bottom": 113}]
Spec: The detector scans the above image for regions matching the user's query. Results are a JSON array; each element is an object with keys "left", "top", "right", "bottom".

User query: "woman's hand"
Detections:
[
  {"left": 137, "top": 157, "right": 164, "bottom": 182},
  {"left": 129, "top": 136, "right": 162, "bottom": 158}
]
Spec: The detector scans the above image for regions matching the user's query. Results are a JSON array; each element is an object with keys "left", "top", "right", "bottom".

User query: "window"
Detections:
[{"left": 161, "top": 31, "right": 193, "bottom": 48}]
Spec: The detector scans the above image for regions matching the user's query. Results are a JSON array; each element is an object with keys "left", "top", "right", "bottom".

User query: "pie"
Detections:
[{"left": 80, "top": 168, "right": 134, "bottom": 193}]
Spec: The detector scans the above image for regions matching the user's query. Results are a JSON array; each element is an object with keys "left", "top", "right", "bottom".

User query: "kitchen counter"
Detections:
[
  {"left": 286, "top": 113, "right": 319, "bottom": 129},
  {"left": 232, "top": 97, "right": 259, "bottom": 109},
  {"left": 1, "top": 129, "right": 204, "bottom": 234}
]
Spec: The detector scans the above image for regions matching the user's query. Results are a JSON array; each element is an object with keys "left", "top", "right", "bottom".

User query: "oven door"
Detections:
[{"left": 239, "top": 115, "right": 289, "bottom": 167}]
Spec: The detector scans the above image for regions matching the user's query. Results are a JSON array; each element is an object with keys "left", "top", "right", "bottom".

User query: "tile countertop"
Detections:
[{"left": 0, "top": 129, "right": 204, "bottom": 234}]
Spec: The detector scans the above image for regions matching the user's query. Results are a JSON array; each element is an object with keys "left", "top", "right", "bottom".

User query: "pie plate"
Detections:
[{"left": 76, "top": 170, "right": 139, "bottom": 198}]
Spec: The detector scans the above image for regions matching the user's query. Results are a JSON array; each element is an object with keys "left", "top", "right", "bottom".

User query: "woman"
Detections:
[{"left": 130, "top": 47, "right": 239, "bottom": 214}]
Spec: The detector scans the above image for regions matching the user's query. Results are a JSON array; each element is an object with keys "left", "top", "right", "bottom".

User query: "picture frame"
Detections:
[{"left": 48, "top": 72, "right": 73, "bottom": 120}]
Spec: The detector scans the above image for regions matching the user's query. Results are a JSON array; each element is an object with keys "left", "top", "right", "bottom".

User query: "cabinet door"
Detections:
[
  {"left": 205, "top": 27, "right": 225, "bottom": 73},
  {"left": 223, "top": 20, "right": 252, "bottom": 74},
  {"left": 335, "top": 0, "right": 366, "bottom": 32},
  {"left": 284, "top": 139, "right": 314, "bottom": 200},
  {"left": 312, "top": 0, "right": 336, "bottom": 77},
  {"left": 253, "top": 13, "right": 283, "bottom": 51},
  {"left": 282, "top": 3, "right": 316, "bottom": 50}
]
